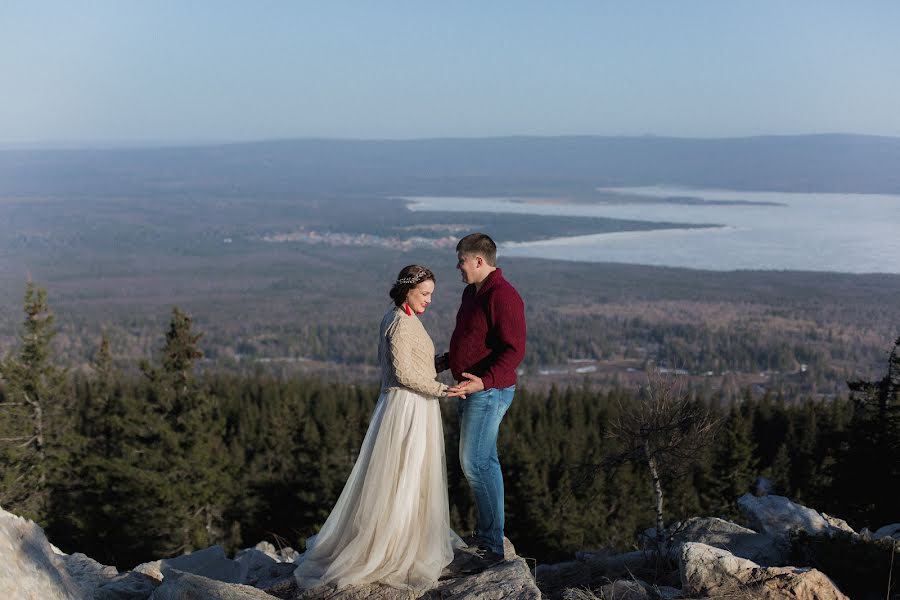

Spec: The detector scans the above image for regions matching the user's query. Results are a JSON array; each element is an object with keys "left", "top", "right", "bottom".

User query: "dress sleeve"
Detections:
[{"left": 388, "top": 320, "right": 449, "bottom": 398}]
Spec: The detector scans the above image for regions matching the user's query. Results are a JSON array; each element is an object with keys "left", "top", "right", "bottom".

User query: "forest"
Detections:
[{"left": 1, "top": 282, "right": 897, "bottom": 573}]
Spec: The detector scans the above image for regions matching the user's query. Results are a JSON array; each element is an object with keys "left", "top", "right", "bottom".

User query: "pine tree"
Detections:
[
  {"left": 138, "top": 307, "right": 231, "bottom": 554},
  {"left": 710, "top": 404, "right": 758, "bottom": 517},
  {"left": 770, "top": 443, "right": 792, "bottom": 496},
  {"left": 0, "top": 281, "right": 68, "bottom": 523},
  {"left": 830, "top": 336, "right": 900, "bottom": 526}
]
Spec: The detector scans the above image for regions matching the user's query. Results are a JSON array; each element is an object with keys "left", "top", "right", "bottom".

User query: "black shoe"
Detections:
[
  {"left": 461, "top": 534, "right": 483, "bottom": 549},
  {"left": 459, "top": 548, "right": 505, "bottom": 575}
]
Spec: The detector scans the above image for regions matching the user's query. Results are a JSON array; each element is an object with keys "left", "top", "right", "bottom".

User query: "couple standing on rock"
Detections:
[{"left": 293, "top": 232, "right": 527, "bottom": 594}]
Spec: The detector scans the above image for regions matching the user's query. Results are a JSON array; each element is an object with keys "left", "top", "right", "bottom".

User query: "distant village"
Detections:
[{"left": 261, "top": 228, "right": 461, "bottom": 251}]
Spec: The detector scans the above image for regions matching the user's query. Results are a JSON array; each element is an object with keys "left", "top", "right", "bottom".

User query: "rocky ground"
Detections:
[{"left": 1, "top": 495, "right": 897, "bottom": 599}]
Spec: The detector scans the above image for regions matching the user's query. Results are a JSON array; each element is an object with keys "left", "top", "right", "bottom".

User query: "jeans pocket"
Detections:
[{"left": 497, "top": 386, "right": 514, "bottom": 417}]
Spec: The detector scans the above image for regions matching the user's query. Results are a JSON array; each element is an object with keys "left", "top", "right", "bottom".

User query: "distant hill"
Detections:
[{"left": 2, "top": 134, "right": 900, "bottom": 197}]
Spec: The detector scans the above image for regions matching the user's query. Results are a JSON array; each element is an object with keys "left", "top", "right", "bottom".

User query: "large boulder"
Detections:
[
  {"left": 598, "top": 579, "right": 653, "bottom": 600},
  {"left": 133, "top": 560, "right": 164, "bottom": 581},
  {"left": 533, "top": 560, "right": 591, "bottom": 595},
  {"left": 162, "top": 545, "right": 242, "bottom": 583},
  {"left": 643, "top": 516, "right": 785, "bottom": 565},
  {"left": 94, "top": 571, "right": 161, "bottom": 600},
  {"left": 425, "top": 557, "right": 539, "bottom": 600},
  {"left": 255, "top": 562, "right": 299, "bottom": 596},
  {"left": 136, "top": 545, "right": 242, "bottom": 584},
  {"left": 58, "top": 552, "right": 118, "bottom": 591},
  {"left": 738, "top": 494, "right": 833, "bottom": 542},
  {"left": 537, "top": 549, "right": 665, "bottom": 599},
  {"left": 573, "top": 549, "right": 649, "bottom": 580},
  {"left": 280, "top": 559, "right": 539, "bottom": 600},
  {"left": 820, "top": 514, "right": 855, "bottom": 535},
  {"left": 680, "top": 542, "right": 849, "bottom": 599},
  {"left": 280, "top": 539, "right": 539, "bottom": 600},
  {"left": 148, "top": 570, "right": 274, "bottom": 600},
  {"left": 0, "top": 506, "right": 110, "bottom": 600},
  {"left": 233, "top": 548, "right": 278, "bottom": 585},
  {"left": 872, "top": 523, "right": 900, "bottom": 541}
]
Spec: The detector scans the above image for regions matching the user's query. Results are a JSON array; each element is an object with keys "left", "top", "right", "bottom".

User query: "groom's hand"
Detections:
[
  {"left": 434, "top": 352, "right": 449, "bottom": 373},
  {"left": 447, "top": 372, "right": 484, "bottom": 397}
]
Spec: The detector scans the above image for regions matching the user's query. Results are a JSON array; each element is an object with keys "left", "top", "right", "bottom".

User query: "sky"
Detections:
[{"left": 2, "top": 1, "right": 900, "bottom": 146}]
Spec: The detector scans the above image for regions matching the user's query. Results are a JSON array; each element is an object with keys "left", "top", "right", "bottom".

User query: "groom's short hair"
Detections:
[{"left": 457, "top": 233, "right": 497, "bottom": 266}]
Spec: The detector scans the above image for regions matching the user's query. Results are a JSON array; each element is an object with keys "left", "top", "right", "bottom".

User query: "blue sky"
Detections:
[{"left": 2, "top": 1, "right": 900, "bottom": 145}]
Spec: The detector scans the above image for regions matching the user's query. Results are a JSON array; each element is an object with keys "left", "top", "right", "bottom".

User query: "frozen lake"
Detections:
[{"left": 403, "top": 187, "right": 900, "bottom": 273}]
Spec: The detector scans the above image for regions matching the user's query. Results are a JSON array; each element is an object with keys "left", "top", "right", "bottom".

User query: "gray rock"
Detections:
[
  {"left": 598, "top": 579, "right": 652, "bottom": 600},
  {"left": 59, "top": 552, "right": 118, "bottom": 591},
  {"left": 656, "top": 585, "right": 682, "bottom": 599},
  {"left": 148, "top": 570, "right": 275, "bottom": 600},
  {"left": 253, "top": 541, "right": 279, "bottom": 560},
  {"left": 278, "top": 547, "right": 300, "bottom": 563},
  {"left": 0, "top": 506, "right": 88, "bottom": 599},
  {"left": 534, "top": 560, "right": 591, "bottom": 598},
  {"left": 575, "top": 549, "right": 650, "bottom": 581},
  {"left": 873, "top": 523, "right": 900, "bottom": 540},
  {"left": 737, "top": 494, "right": 831, "bottom": 542},
  {"left": 160, "top": 545, "right": 242, "bottom": 583},
  {"left": 425, "top": 557, "right": 539, "bottom": 600},
  {"left": 280, "top": 541, "right": 539, "bottom": 600},
  {"left": 234, "top": 548, "right": 278, "bottom": 585},
  {"left": 94, "top": 571, "right": 161, "bottom": 600},
  {"left": 820, "top": 514, "right": 855, "bottom": 535},
  {"left": 644, "top": 516, "right": 785, "bottom": 565},
  {"left": 256, "top": 562, "right": 298, "bottom": 595},
  {"left": 680, "top": 542, "right": 850, "bottom": 599},
  {"left": 133, "top": 561, "right": 163, "bottom": 581}
]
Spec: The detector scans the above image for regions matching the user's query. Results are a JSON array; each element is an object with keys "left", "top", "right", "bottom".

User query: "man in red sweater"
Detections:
[{"left": 444, "top": 233, "right": 526, "bottom": 570}]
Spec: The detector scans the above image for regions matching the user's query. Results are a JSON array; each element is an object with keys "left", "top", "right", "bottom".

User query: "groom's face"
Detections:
[{"left": 456, "top": 252, "right": 480, "bottom": 285}]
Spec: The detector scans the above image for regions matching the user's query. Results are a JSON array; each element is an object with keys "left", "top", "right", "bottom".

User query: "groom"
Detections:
[{"left": 443, "top": 233, "right": 526, "bottom": 570}]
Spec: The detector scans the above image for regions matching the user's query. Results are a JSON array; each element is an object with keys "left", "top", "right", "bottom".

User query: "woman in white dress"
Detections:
[{"left": 294, "top": 264, "right": 464, "bottom": 593}]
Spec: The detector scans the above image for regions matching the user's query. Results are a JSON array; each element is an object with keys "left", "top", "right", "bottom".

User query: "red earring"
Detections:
[{"left": 404, "top": 303, "right": 412, "bottom": 316}]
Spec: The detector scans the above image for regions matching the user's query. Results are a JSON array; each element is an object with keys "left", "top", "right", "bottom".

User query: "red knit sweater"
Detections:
[{"left": 449, "top": 268, "right": 526, "bottom": 390}]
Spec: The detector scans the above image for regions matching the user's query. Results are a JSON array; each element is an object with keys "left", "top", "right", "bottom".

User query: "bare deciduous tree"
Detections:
[{"left": 610, "top": 371, "right": 718, "bottom": 552}]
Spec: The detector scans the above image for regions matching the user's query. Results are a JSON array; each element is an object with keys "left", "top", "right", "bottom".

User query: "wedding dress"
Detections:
[{"left": 294, "top": 307, "right": 464, "bottom": 593}]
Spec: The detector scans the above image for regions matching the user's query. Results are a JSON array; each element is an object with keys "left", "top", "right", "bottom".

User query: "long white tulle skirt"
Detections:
[{"left": 294, "top": 387, "right": 464, "bottom": 593}]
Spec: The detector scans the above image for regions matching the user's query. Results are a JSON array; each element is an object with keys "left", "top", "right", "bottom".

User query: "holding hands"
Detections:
[
  {"left": 446, "top": 372, "right": 484, "bottom": 398},
  {"left": 435, "top": 351, "right": 484, "bottom": 398}
]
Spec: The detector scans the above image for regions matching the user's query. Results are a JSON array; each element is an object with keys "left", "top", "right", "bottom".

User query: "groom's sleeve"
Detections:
[{"left": 480, "top": 289, "right": 526, "bottom": 391}]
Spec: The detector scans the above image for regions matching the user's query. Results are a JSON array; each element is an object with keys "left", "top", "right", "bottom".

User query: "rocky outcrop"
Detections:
[
  {"left": 819, "top": 514, "right": 855, "bottom": 535},
  {"left": 0, "top": 504, "right": 539, "bottom": 600},
  {"left": 643, "top": 516, "right": 785, "bottom": 565},
  {"left": 148, "top": 570, "right": 275, "bottom": 600},
  {"left": 597, "top": 579, "right": 654, "bottom": 600},
  {"left": 870, "top": 522, "right": 900, "bottom": 541},
  {"left": 0, "top": 505, "right": 117, "bottom": 600},
  {"left": 738, "top": 494, "right": 835, "bottom": 542},
  {"left": 4, "top": 498, "right": 885, "bottom": 600},
  {"left": 134, "top": 545, "right": 243, "bottom": 584},
  {"left": 279, "top": 537, "right": 540, "bottom": 600},
  {"left": 680, "top": 542, "right": 849, "bottom": 599},
  {"left": 94, "top": 572, "right": 161, "bottom": 600}
]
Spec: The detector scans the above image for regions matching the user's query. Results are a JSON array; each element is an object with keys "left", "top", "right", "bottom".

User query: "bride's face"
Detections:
[{"left": 405, "top": 279, "right": 435, "bottom": 314}]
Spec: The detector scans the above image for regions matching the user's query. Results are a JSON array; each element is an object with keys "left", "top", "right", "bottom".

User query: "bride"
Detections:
[{"left": 294, "top": 264, "right": 464, "bottom": 593}]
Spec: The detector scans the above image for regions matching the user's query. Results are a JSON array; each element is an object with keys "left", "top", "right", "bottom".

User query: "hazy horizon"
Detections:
[{"left": 3, "top": 131, "right": 900, "bottom": 153}]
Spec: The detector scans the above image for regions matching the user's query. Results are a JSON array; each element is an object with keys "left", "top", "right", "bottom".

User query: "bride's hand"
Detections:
[{"left": 446, "top": 373, "right": 483, "bottom": 398}]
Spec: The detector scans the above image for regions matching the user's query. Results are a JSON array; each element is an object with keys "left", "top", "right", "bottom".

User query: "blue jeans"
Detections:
[{"left": 458, "top": 385, "right": 515, "bottom": 555}]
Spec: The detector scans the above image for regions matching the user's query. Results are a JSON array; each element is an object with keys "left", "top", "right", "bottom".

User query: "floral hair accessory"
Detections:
[{"left": 396, "top": 271, "right": 428, "bottom": 286}]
